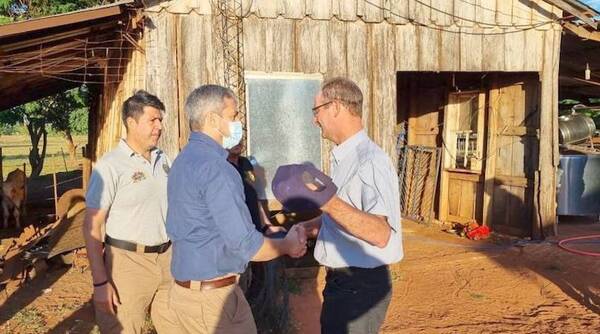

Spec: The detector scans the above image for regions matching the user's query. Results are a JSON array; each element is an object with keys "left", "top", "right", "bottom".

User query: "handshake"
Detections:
[
  {"left": 272, "top": 163, "right": 338, "bottom": 258},
  {"left": 282, "top": 224, "right": 308, "bottom": 258}
]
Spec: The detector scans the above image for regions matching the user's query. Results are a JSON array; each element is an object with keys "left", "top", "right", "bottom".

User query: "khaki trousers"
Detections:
[
  {"left": 169, "top": 281, "right": 257, "bottom": 334},
  {"left": 95, "top": 245, "right": 181, "bottom": 334}
]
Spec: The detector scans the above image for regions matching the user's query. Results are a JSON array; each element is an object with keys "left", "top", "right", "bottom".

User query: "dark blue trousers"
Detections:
[{"left": 320, "top": 265, "right": 392, "bottom": 334}]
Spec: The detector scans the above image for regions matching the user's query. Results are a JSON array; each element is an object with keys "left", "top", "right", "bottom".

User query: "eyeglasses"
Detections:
[{"left": 311, "top": 101, "right": 334, "bottom": 116}]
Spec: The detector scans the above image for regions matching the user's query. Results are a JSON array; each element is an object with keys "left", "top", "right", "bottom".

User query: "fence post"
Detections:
[
  {"left": 53, "top": 172, "right": 59, "bottom": 220},
  {"left": 60, "top": 148, "right": 68, "bottom": 172},
  {"left": 82, "top": 145, "right": 91, "bottom": 192},
  {"left": 0, "top": 147, "right": 3, "bottom": 182}
]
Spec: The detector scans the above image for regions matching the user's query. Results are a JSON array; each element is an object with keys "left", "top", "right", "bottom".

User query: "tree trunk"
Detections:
[
  {"left": 64, "top": 129, "right": 77, "bottom": 162},
  {"left": 27, "top": 119, "right": 47, "bottom": 177}
]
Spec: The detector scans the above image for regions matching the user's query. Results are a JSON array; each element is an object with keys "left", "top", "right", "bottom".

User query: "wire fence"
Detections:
[
  {"left": 398, "top": 145, "right": 442, "bottom": 224},
  {"left": 1, "top": 142, "right": 87, "bottom": 180}
]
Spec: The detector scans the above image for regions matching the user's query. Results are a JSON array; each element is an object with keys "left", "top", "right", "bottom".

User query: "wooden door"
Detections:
[
  {"left": 440, "top": 91, "right": 486, "bottom": 224},
  {"left": 482, "top": 77, "right": 540, "bottom": 237}
]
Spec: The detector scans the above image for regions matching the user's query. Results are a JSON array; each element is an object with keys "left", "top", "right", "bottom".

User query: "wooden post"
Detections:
[
  {"left": 0, "top": 147, "right": 3, "bottom": 182},
  {"left": 53, "top": 172, "right": 59, "bottom": 220},
  {"left": 82, "top": 145, "right": 91, "bottom": 192},
  {"left": 83, "top": 159, "right": 91, "bottom": 193},
  {"left": 482, "top": 78, "right": 499, "bottom": 228},
  {"left": 54, "top": 152, "right": 60, "bottom": 175},
  {"left": 60, "top": 147, "right": 68, "bottom": 172}
]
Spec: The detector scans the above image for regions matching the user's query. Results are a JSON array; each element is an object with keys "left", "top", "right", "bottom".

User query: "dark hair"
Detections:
[{"left": 122, "top": 90, "right": 165, "bottom": 128}]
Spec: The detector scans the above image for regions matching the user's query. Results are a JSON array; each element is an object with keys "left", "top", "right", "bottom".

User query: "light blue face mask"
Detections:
[{"left": 217, "top": 115, "right": 243, "bottom": 150}]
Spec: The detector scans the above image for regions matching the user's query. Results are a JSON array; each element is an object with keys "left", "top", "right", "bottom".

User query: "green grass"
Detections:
[{"left": 0, "top": 134, "right": 87, "bottom": 177}]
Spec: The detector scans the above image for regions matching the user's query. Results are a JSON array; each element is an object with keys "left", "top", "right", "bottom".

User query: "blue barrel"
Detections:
[{"left": 557, "top": 154, "right": 600, "bottom": 216}]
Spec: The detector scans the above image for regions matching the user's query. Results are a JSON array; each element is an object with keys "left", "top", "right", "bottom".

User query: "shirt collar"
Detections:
[
  {"left": 189, "top": 131, "right": 228, "bottom": 158},
  {"left": 118, "top": 138, "right": 162, "bottom": 161},
  {"left": 331, "top": 129, "right": 368, "bottom": 164}
]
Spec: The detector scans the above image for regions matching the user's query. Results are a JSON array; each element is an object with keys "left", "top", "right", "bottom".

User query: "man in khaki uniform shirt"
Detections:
[{"left": 83, "top": 91, "right": 181, "bottom": 333}]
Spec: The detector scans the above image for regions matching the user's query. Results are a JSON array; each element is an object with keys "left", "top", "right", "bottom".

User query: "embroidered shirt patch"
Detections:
[{"left": 131, "top": 171, "right": 146, "bottom": 183}]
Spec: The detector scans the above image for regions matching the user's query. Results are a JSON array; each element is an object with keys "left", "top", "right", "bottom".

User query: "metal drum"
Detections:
[
  {"left": 558, "top": 113, "right": 596, "bottom": 144},
  {"left": 557, "top": 153, "right": 600, "bottom": 216}
]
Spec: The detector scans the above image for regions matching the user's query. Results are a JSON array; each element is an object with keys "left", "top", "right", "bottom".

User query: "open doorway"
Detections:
[{"left": 397, "top": 72, "right": 541, "bottom": 238}]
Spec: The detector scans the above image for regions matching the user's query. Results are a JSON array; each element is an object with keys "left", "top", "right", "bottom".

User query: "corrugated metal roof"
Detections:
[
  {"left": 145, "top": 0, "right": 561, "bottom": 28},
  {"left": 0, "top": 0, "right": 138, "bottom": 110},
  {"left": 0, "top": 0, "right": 135, "bottom": 38}
]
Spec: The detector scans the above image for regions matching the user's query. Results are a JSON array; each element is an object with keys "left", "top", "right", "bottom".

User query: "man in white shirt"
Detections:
[{"left": 298, "top": 77, "right": 404, "bottom": 334}]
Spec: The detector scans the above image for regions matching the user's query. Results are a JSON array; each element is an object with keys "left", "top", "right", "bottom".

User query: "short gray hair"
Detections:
[
  {"left": 184, "top": 85, "right": 237, "bottom": 130},
  {"left": 321, "top": 77, "right": 363, "bottom": 117}
]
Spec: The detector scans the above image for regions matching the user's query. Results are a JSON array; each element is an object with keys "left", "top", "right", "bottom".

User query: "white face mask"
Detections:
[{"left": 215, "top": 114, "right": 243, "bottom": 150}]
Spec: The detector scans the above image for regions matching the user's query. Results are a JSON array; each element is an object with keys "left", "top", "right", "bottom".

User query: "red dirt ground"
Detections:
[
  {"left": 1, "top": 220, "right": 599, "bottom": 333},
  {"left": 289, "top": 220, "right": 600, "bottom": 333}
]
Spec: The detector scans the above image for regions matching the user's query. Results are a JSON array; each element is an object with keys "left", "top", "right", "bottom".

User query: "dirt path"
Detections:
[
  {"left": 290, "top": 221, "right": 600, "bottom": 333},
  {"left": 1, "top": 220, "right": 599, "bottom": 333}
]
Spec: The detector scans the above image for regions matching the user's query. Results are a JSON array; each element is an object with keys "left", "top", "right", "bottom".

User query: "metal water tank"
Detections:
[
  {"left": 558, "top": 153, "right": 600, "bottom": 216},
  {"left": 558, "top": 113, "right": 596, "bottom": 144}
]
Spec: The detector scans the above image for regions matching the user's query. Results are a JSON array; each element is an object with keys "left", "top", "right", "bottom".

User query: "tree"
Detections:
[
  {"left": 0, "top": 104, "right": 22, "bottom": 134},
  {"left": 22, "top": 105, "right": 48, "bottom": 177},
  {"left": 3, "top": 102, "right": 50, "bottom": 178},
  {"left": 0, "top": 1, "right": 103, "bottom": 175},
  {"left": 2, "top": 87, "right": 88, "bottom": 177},
  {"left": 0, "top": 1, "right": 112, "bottom": 22},
  {"left": 48, "top": 87, "right": 89, "bottom": 161}
]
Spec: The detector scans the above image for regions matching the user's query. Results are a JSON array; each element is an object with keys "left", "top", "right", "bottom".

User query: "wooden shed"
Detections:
[{"left": 83, "top": 0, "right": 597, "bottom": 239}]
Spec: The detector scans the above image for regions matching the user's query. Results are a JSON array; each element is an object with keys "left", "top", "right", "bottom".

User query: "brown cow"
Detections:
[{"left": 1, "top": 168, "right": 27, "bottom": 229}]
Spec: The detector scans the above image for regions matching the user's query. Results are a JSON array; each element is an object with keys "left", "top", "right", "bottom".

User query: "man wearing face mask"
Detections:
[{"left": 166, "top": 84, "right": 308, "bottom": 333}]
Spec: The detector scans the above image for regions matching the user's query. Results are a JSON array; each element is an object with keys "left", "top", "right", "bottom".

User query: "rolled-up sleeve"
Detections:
[
  {"left": 202, "top": 161, "right": 264, "bottom": 262},
  {"left": 85, "top": 162, "right": 117, "bottom": 210}
]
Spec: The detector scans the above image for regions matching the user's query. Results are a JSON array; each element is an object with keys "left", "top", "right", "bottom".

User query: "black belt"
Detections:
[
  {"left": 105, "top": 235, "right": 171, "bottom": 254},
  {"left": 326, "top": 264, "right": 389, "bottom": 275}
]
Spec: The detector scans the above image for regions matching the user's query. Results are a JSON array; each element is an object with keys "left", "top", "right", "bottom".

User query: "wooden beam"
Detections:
[
  {"left": 560, "top": 75, "right": 600, "bottom": 87},
  {"left": 0, "top": 76, "right": 79, "bottom": 110},
  {"left": 545, "top": 0, "right": 598, "bottom": 29},
  {"left": 563, "top": 22, "right": 600, "bottom": 42},
  {"left": 0, "top": 21, "right": 118, "bottom": 53},
  {"left": 482, "top": 76, "right": 498, "bottom": 228}
]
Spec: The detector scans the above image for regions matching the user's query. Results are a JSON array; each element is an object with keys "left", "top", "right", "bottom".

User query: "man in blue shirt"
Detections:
[{"left": 166, "top": 84, "right": 307, "bottom": 334}]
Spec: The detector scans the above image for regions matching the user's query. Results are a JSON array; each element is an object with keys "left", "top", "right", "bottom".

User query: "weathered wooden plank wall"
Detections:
[
  {"left": 177, "top": 13, "right": 222, "bottom": 149},
  {"left": 93, "top": 43, "right": 146, "bottom": 159},
  {"left": 97, "top": 0, "right": 561, "bottom": 158},
  {"left": 145, "top": 13, "right": 180, "bottom": 160},
  {"left": 94, "top": 0, "right": 562, "bottom": 235}
]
